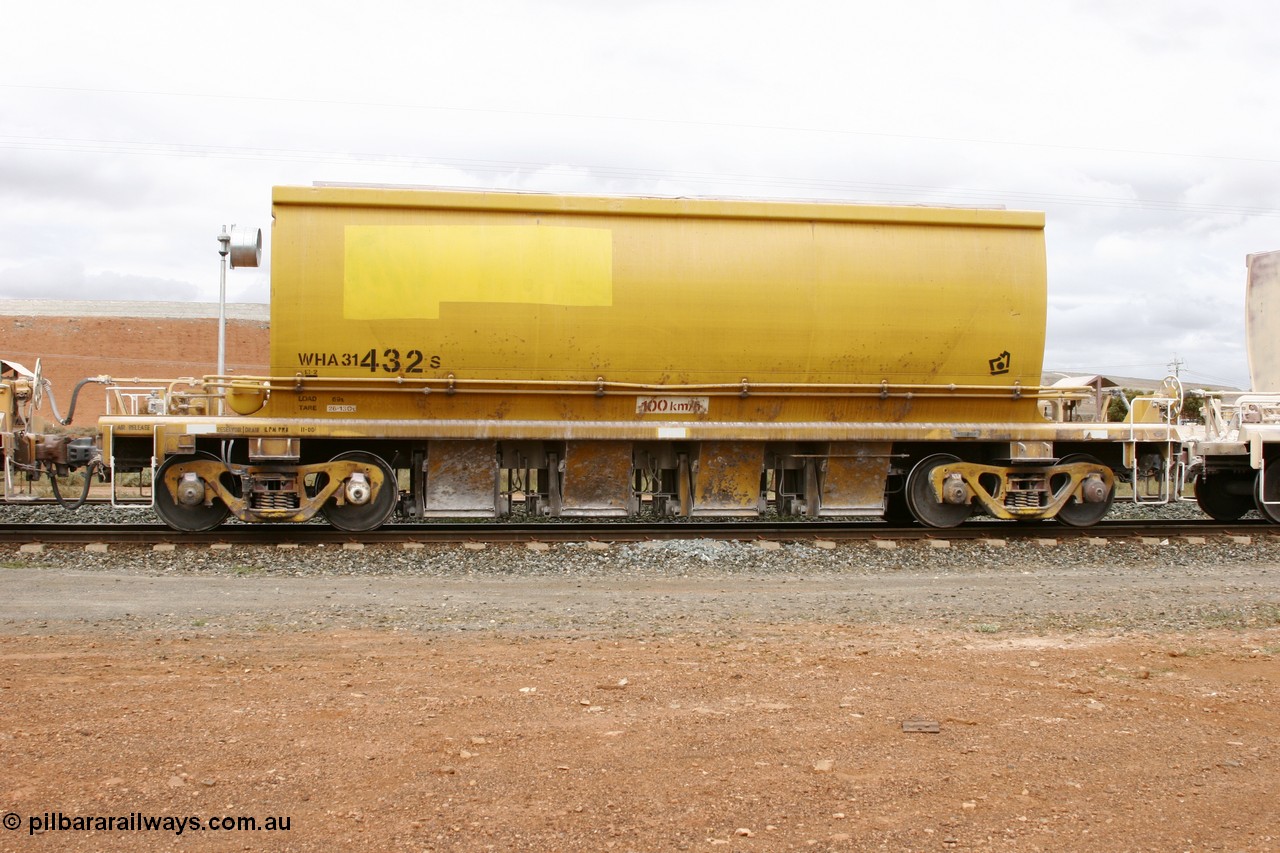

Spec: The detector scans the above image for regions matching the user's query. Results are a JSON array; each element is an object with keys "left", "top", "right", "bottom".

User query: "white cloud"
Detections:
[
  {"left": 1, "top": 0, "right": 1277, "bottom": 389},
  {"left": 0, "top": 258, "right": 198, "bottom": 302}
]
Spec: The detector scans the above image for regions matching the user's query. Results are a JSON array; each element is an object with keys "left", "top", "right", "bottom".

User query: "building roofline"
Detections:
[{"left": 0, "top": 299, "right": 269, "bottom": 321}]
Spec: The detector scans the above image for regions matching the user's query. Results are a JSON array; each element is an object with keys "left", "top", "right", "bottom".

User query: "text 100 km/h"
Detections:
[{"left": 296, "top": 349, "right": 442, "bottom": 373}]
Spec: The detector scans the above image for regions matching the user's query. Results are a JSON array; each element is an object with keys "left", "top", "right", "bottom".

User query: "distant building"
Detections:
[
  {"left": 1041, "top": 372, "right": 1239, "bottom": 422},
  {"left": 1, "top": 300, "right": 270, "bottom": 425}
]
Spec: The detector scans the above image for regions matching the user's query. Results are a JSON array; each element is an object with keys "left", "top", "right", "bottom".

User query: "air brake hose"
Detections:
[
  {"left": 48, "top": 461, "right": 96, "bottom": 511},
  {"left": 57, "top": 377, "right": 102, "bottom": 426}
]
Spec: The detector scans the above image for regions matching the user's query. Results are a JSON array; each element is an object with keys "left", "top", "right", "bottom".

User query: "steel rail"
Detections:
[{"left": 0, "top": 518, "right": 1272, "bottom": 548}]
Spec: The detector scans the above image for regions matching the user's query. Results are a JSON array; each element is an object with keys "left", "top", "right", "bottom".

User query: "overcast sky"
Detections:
[{"left": 2, "top": 0, "right": 1277, "bottom": 389}]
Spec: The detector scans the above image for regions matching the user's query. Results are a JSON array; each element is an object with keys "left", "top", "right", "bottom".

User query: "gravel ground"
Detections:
[
  {"left": 2, "top": 497, "right": 1278, "bottom": 637},
  {"left": 3, "top": 499, "right": 1278, "bottom": 853}
]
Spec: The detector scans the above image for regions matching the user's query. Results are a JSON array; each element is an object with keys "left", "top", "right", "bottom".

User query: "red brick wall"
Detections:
[{"left": 2, "top": 315, "right": 270, "bottom": 425}]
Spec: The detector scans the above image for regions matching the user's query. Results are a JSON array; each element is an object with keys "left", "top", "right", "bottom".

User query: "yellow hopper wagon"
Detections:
[{"left": 96, "top": 185, "right": 1182, "bottom": 531}]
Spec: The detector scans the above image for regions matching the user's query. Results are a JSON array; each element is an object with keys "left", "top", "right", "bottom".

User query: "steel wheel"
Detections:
[
  {"left": 153, "top": 452, "right": 230, "bottom": 532},
  {"left": 321, "top": 451, "right": 399, "bottom": 532},
  {"left": 904, "top": 454, "right": 971, "bottom": 528},
  {"left": 1054, "top": 454, "right": 1114, "bottom": 528},
  {"left": 1254, "top": 459, "right": 1280, "bottom": 524},
  {"left": 1195, "top": 472, "right": 1255, "bottom": 521}
]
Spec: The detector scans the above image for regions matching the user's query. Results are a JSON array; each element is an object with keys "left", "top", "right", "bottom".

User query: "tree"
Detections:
[
  {"left": 1106, "top": 390, "right": 1141, "bottom": 422},
  {"left": 1106, "top": 388, "right": 1203, "bottom": 424},
  {"left": 1180, "top": 391, "right": 1204, "bottom": 424}
]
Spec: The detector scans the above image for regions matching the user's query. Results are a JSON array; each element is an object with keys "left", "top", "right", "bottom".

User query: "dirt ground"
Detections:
[{"left": 1, "top": 552, "right": 1278, "bottom": 852}]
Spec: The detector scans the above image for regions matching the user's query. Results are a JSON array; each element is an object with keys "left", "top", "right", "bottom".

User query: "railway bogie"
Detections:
[{"left": 1183, "top": 251, "right": 1280, "bottom": 523}]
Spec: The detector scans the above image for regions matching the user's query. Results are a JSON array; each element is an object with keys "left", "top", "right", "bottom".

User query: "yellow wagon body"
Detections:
[{"left": 266, "top": 185, "right": 1047, "bottom": 426}]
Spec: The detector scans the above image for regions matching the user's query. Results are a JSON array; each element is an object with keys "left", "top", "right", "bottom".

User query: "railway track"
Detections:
[{"left": 1, "top": 518, "right": 1273, "bottom": 548}]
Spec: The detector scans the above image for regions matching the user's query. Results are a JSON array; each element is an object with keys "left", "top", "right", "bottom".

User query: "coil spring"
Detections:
[
  {"left": 252, "top": 491, "right": 300, "bottom": 511},
  {"left": 1004, "top": 490, "right": 1043, "bottom": 509}
]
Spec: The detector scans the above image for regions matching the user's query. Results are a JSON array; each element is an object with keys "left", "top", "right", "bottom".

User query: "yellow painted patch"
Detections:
[{"left": 343, "top": 225, "right": 613, "bottom": 319}]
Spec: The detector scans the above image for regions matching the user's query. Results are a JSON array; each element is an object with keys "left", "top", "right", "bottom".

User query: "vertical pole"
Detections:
[
  {"left": 217, "top": 252, "right": 227, "bottom": 376},
  {"left": 217, "top": 226, "right": 231, "bottom": 377}
]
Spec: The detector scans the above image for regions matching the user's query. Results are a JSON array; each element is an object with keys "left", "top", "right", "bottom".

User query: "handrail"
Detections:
[{"left": 190, "top": 373, "right": 1097, "bottom": 403}]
